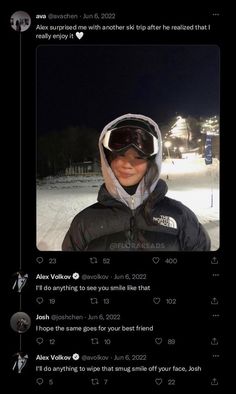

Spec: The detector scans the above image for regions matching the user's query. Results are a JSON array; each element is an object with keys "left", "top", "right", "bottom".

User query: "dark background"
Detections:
[{"left": 37, "top": 45, "right": 220, "bottom": 135}]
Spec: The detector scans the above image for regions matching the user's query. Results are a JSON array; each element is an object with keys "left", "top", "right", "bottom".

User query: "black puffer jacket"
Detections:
[{"left": 62, "top": 179, "right": 211, "bottom": 251}]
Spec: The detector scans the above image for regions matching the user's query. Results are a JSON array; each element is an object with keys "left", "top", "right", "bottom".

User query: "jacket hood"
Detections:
[{"left": 99, "top": 113, "right": 163, "bottom": 209}]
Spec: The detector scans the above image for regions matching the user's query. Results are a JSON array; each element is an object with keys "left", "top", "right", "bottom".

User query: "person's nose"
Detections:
[{"left": 121, "top": 157, "right": 134, "bottom": 168}]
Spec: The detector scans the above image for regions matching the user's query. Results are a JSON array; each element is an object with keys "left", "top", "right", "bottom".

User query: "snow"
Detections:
[{"left": 36, "top": 157, "right": 219, "bottom": 251}]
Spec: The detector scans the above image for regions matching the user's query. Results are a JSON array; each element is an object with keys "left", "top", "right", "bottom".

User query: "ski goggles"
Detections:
[{"left": 102, "top": 126, "right": 158, "bottom": 156}]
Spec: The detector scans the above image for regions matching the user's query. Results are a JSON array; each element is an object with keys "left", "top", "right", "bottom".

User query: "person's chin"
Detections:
[{"left": 118, "top": 176, "right": 136, "bottom": 186}]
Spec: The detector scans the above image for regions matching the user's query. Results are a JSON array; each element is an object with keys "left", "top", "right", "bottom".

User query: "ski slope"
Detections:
[{"left": 37, "top": 157, "right": 219, "bottom": 251}]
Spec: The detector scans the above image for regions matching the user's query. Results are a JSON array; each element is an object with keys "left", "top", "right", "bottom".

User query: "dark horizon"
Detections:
[{"left": 37, "top": 45, "right": 220, "bottom": 135}]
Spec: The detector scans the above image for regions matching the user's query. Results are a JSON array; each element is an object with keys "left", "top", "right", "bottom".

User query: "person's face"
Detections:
[{"left": 110, "top": 148, "right": 148, "bottom": 186}]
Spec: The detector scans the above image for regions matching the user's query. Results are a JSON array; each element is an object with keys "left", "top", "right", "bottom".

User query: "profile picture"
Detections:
[
  {"left": 10, "top": 312, "right": 31, "bottom": 333},
  {"left": 12, "top": 352, "right": 28, "bottom": 373},
  {"left": 11, "top": 271, "right": 28, "bottom": 292},
  {"left": 10, "top": 11, "right": 31, "bottom": 32}
]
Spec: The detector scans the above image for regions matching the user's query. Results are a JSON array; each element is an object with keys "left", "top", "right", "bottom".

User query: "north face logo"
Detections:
[{"left": 153, "top": 215, "right": 177, "bottom": 229}]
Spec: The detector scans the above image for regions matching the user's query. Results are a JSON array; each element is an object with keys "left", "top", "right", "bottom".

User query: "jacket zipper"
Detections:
[
  {"left": 130, "top": 196, "right": 135, "bottom": 210},
  {"left": 129, "top": 196, "right": 135, "bottom": 242}
]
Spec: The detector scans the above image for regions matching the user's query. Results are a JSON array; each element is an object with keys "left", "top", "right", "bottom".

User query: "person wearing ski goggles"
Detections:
[
  {"left": 102, "top": 126, "right": 158, "bottom": 157},
  {"left": 62, "top": 114, "right": 210, "bottom": 251}
]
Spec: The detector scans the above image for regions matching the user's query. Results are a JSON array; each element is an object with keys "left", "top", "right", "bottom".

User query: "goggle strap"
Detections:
[{"left": 102, "top": 130, "right": 112, "bottom": 151}]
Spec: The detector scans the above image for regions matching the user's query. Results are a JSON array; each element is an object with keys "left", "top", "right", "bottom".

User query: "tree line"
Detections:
[
  {"left": 37, "top": 126, "right": 99, "bottom": 178},
  {"left": 37, "top": 117, "right": 219, "bottom": 178}
]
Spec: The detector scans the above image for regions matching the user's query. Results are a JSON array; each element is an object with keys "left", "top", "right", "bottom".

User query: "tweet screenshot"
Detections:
[{"left": 8, "top": 7, "right": 223, "bottom": 392}]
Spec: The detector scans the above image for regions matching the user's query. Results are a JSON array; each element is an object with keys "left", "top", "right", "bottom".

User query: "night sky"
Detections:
[{"left": 37, "top": 45, "right": 220, "bottom": 134}]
